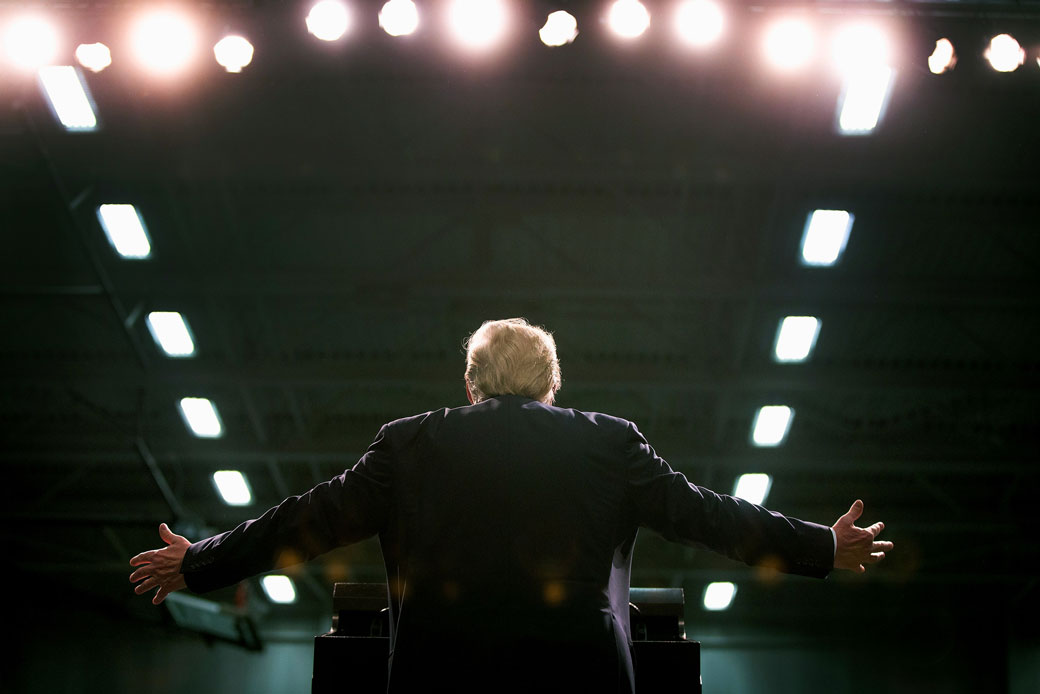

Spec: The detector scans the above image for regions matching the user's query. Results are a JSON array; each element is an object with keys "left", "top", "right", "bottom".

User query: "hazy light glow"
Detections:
[
  {"left": 97, "top": 204, "right": 151, "bottom": 259},
  {"left": 703, "top": 582, "right": 737, "bottom": 611},
  {"left": 131, "top": 9, "right": 199, "bottom": 75},
  {"left": 179, "top": 397, "right": 223, "bottom": 438},
  {"left": 446, "top": 0, "right": 509, "bottom": 51},
  {"left": 763, "top": 18, "right": 814, "bottom": 72},
  {"left": 38, "top": 66, "right": 98, "bottom": 131},
  {"left": 146, "top": 311, "right": 196, "bottom": 357},
  {"left": 751, "top": 406, "right": 793, "bottom": 447},
  {"left": 212, "top": 470, "right": 252, "bottom": 506},
  {"left": 675, "top": 0, "right": 725, "bottom": 48},
  {"left": 379, "top": 0, "right": 420, "bottom": 37},
  {"left": 214, "top": 35, "right": 253, "bottom": 73},
  {"left": 774, "top": 316, "right": 821, "bottom": 362},
  {"left": 801, "top": 210, "right": 853, "bottom": 266},
  {"left": 837, "top": 65, "right": 894, "bottom": 134},
  {"left": 261, "top": 575, "right": 297, "bottom": 604},
  {"left": 4, "top": 15, "right": 60, "bottom": 70},
  {"left": 832, "top": 22, "right": 890, "bottom": 76},
  {"left": 607, "top": 0, "right": 651, "bottom": 40},
  {"left": 306, "top": 0, "right": 351, "bottom": 42},
  {"left": 985, "top": 34, "right": 1025, "bottom": 73},
  {"left": 733, "top": 473, "right": 772, "bottom": 506},
  {"left": 539, "top": 11, "right": 578, "bottom": 47},
  {"left": 928, "top": 38, "right": 956, "bottom": 74},
  {"left": 75, "top": 43, "right": 112, "bottom": 73}
]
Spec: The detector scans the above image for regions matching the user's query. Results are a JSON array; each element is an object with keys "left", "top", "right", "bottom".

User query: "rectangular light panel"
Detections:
[
  {"left": 774, "top": 316, "right": 821, "bottom": 362},
  {"left": 751, "top": 405, "right": 793, "bottom": 447},
  {"left": 146, "top": 311, "right": 196, "bottom": 357},
  {"left": 179, "top": 397, "right": 223, "bottom": 438},
  {"left": 97, "top": 204, "right": 151, "bottom": 259},
  {"left": 733, "top": 473, "right": 772, "bottom": 506},
  {"left": 703, "top": 582, "right": 737, "bottom": 611},
  {"left": 212, "top": 470, "right": 251, "bottom": 506},
  {"left": 37, "top": 65, "right": 98, "bottom": 131},
  {"left": 801, "top": 210, "right": 853, "bottom": 266},
  {"left": 837, "top": 65, "right": 894, "bottom": 135},
  {"left": 261, "top": 575, "right": 297, "bottom": 604}
]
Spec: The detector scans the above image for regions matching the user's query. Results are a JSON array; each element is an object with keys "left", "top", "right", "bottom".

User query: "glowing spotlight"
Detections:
[
  {"left": 4, "top": 15, "right": 60, "bottom": 70},
  {"left": 540, "top": 11, "right": 578, "bottom": 48},
  {"left": 928, "top": 38, "right": 956, "bottom": 74},
  {"left": 380, "top": 0, "right": 419, "bottom": 37},
  {"left": 985, "top": 34, "right": 1025, "bottom": 73},
  {"left": 837, "top": 65, "right": 894, "bottom": 135},
  {"left": 703, "top": 582, "right": 737, "bottom": 611},
  {"left": 214, "top": 35, "right": 254, "bottom": 73},
  {"left": 446, "top": 0, "right": 509, "bottom": 52},
  {"left": 608, "top": 0, "right": 651, "bottom": 40},
  {"left": 306, "top": 0, "right": 351, "bottom": 42},
  {"left": 130, "top": 9, "right": 199, "bottom": 75},
  {"left": 675, "top": 0, "right": 725, "bottom": 48},
  {"left": 38, "top": 66, "right": 98, "bottom": 131},
  {"left": 762, "top": 18, "right": 814, "bottom": 72},
  {"left": 75, "top": 43, "right": 112, "bottom": 73},
  {"left": 832, "top": 23, "right": 890, "bottom": 76}
]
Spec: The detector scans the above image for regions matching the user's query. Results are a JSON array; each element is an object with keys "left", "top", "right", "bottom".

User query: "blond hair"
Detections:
[{"left": 464, "top": 318, "right": 561, "bottom": 405}]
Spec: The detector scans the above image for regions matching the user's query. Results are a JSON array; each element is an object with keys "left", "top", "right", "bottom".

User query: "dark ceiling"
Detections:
[{"left": 2, "top": 0, "right": 1039, "bottom": 660}]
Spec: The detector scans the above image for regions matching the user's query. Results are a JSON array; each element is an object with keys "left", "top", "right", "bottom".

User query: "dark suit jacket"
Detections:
[{"left": 182, "top": 394, "right": 834, "bottom": 692}]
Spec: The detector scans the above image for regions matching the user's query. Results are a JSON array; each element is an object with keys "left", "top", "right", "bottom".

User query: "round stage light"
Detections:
[
  {"left": 130, "top": 9, "right": 199, "bottom": 75},
  {"left": 379, "top": 0, "right": 419, "bottom": 37},
  {"left": 446, "top": 0, "right": 509, "bottom": 52},
  {"left": 832, "top": 22, "right": 890, "bottom": 76},
  {"left": 539, "top": 11, "right": 578, "bottom": 48},
  {"left": 306, "top": 0, "right": 351, "bottom": 42},
  {"left": 3, "top": 15, "right": 60, "bottom": 70},
  {"left": 675, "top": 0, "right": 725, "bottom": 48},
  {"left": 762, "top": 18, "right": 814, "bottom": 72},
  {"left": 607, "top": 0, "right": 651, "bottom": 40},
  {"left": 984, "top": 34, "right": 1024, "bottom": 73},
  {"left": 76, "top": 43, "right": 112, "bottom": 73},
  {"left": 214, "top": 35, "right": 254, "bottom": 73},
  {"left": 928, "top": 38, "right": 956, "bottom": 74}
]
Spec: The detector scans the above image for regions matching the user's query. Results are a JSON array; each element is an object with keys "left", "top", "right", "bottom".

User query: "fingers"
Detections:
[
  {"left": 129, "top": 550, "right": 155, "bottom": 566},
  {"left": 866, "top": 521, "right": 885, "bottom": 537},
  {"left": 874, "top": 540, "right": 894, "bottom": 552},
  {"left": 129, "top": 566, "right": 154, "bottom": 584},
  {"left": 838, "top": 499, "right": 864, "bottom": 525},
  {"left": 134, "top": 577, "right": 159, "bottom": 595}
]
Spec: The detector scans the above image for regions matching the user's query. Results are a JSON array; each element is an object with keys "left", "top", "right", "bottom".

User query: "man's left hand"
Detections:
[
  {"left": 129, "top": 523, "right": 189, "bottom": 604},
  {"left": 832, "top": 500, "right": 893, "bottom": 573}
]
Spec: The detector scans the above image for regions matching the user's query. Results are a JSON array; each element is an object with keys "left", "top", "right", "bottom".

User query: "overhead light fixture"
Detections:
[
  {"left": 130, "top": 8, "right": 199, "bottom": 75},
  {"left": 762, "top": 18, "right": 814, "bottom": 72},
  {"left": 97, "top": 204, "right": 152, "bottom": 259},
  {"left": 3, "top": 14, "right": 60, "bottom": 71},
  {"left": 539, "top": 11, "right": 578, "bottom": 48},
  {"left": 703, "top": 582, "right": 736, "bottom": 611},
  {"left": 984, "top": 34, "right": 1025, "bottom": 73},
  {"left": 446, "top": 0, "right": 510, "bottom": 52},
  {"left": 674, "top": 0, "right": 724, "bottom": 48},
  {"left": 75, "top": 43, "right": 112, "bottom": 73},
  {"left": 774, "top": 316, "right": 821, "bottom": 363},
  {"left": 751, "top": 406, "right": 793, "bottom": 447},
  {"left": 213, "top": 470, "right": 252, "bottom": 506},
  {"left": 214, "top": 35, "right": 254, "bottom": 73},
  {"left": 37, "top": 66, "right": 98, "bottom": 132},
  {"left": 179, "top": 397, "right": 223, "bottom": 438},
  {"left": 831, "top": 22, "right": 890, "bottom": 76},
  {"left": 607, "top": 0, "right": 651, "bottom": 40},
  {"left": 306, "top": 0, "right": 351, "bottom": 42},
  {"left": 928, "top": 38, "right": 956, "bottom": 74},
  {"left": 379, "top": 0, "right": 420, "bottom": 37},
  {"left": 733, "top": 473, "right": 772, "bottom": 506},
  {"left": 261, "top": 575, "right": 297, "bottom": 604},
  {"left": 837, "top": 64, "right": 894, "bottom": 135},
  {"left": 800, "top": 209, "right": 853, "bottom": 266},
  {"left": 146, "top": 311, "right": 196, "bottom": 357}
]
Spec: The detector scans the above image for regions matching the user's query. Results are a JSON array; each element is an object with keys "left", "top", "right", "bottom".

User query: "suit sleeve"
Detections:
[
  {"left": 180, "top": 424, "right": 394, "bottom": 593},
  {"left": 623, "top": 421, "right": 833, "bottom": 578}
]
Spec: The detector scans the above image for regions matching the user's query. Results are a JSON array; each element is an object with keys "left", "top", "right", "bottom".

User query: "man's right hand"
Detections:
[{"left": 832, "top": 500, "right": 893, "bottom": 573}]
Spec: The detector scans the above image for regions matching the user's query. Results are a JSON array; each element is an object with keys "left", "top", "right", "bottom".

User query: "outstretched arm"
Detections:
[
  {"left": 129, "top": 523, "right": 189, "bottom": 604},
  {"left": 831, "top": 499, "right": 893, "bottom": 573}
]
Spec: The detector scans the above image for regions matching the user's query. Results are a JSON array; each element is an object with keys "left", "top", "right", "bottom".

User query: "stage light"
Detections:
[
  {"left": 37, "top": 66, "right": 98, "bottom": 132},
  {"left": 446, "top": 0, "right": 509, "bottom": 52},
  {"left": 762, "top": 18, "right": 814, "bottom": 72},
  {"left": 3, "top": 15, "right": 60, "bottom": 70},
  {"left": 97, "top": 204, "right": 151, "bottom": 259},
  {"left": 674, "top": 0, "right": 724, "bottom": 48},
  {"left": 261, "top": 575, "right": 297, "bottom": 604},
  {"left": 212, "top": 470, "right": 252, "bottom": 506},
  {"left": 985, "top": 34, "right": 1025, "bottom": 73},
  {"left": 801, "top": 209, "right": 853, "bottom": 266},
  {"left": 130, "top": 8, "right": 199, "bottom": 75},
  {"left": 607, "top": 0, "right": 651, "bottom": 40},
  {"left": 214, "top": 35, "right": 254, "bottom": 73},
  {"left": 837, "top": 64, "right": 894, "bottom": 134},
  {"left": 751, "top": 406, "right": 793, "bottom": 447},
  {"left": 539, "top": 11, "right": 578, "bottom": 47},
  {"left": 75, "top": 43, "right": 112, "bottom": 73},
  {"left": 146, "top": 311, "right": 196, "bottom": 357},
  {"left": 733, "top": 474, "right": 772, "bottom": 506},
  {"left": 928, "top": 38, "right": 956, "bottom": 74},
  {"left": 832, "top": 22, "right": 890, "bottom": 76},
  {"left": 379, "top": 0, "right": 419, "bottom": 37},
  {"left": 179, "top": 397, "right": 223, "bottom": 438},
  {"left": 306, "top": 0, "right": 351, "bottom": 42},
  {"left": 703, "top": 582, "right": 736, "bottom": 611},
  {"left": 774, "top": 316, "right": 821, "bottom": 363}
]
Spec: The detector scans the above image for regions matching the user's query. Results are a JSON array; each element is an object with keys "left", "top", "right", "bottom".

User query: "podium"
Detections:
[{"left": 313, "top": 584, "right": 700, "bottom": 693}]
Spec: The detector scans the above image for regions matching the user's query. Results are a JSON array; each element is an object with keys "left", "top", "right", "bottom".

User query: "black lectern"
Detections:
[{"left": 313, "top": 583, "right": 700, "bottom": 693}]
